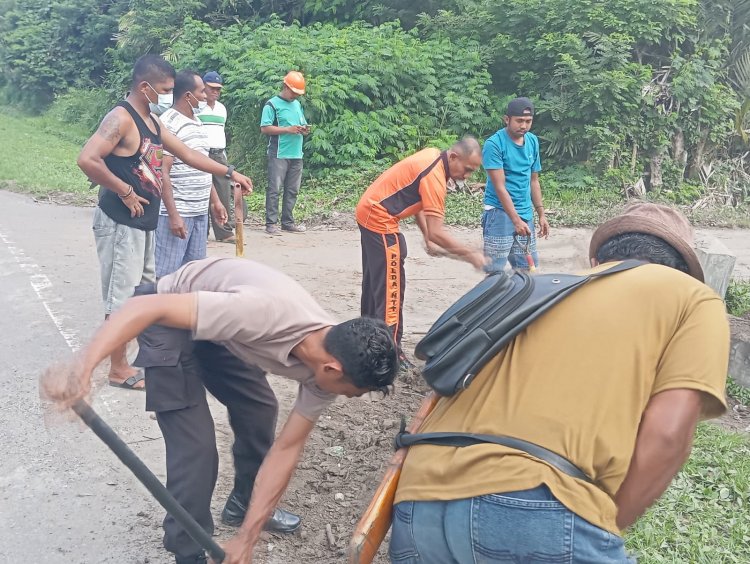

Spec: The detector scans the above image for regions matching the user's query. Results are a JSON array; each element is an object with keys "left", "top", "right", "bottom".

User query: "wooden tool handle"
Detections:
[
  {"left": 234, "top": 184, "right": 244, "bottom": 257},
  {"left": 347, "top": 392, "right": 439, "bottom": 564},
  {"left": 235, "top": 222, "right": 244, "bottom": 257}
]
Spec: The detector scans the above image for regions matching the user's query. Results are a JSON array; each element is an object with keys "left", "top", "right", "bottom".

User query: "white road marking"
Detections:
[
  {"left": 0, "top": 228, "right": 81, "bottom": 351},
  {"left": 0, "top": 227, "right": 118, "bottom": 416}
]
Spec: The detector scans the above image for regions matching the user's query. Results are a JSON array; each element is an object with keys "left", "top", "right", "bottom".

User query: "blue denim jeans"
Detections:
[
  {"left": 390, "top": 486, "right": 635, "bottom": 564},
  {"left": 482, "top": 207, "right": 538, "bottom": 272}
]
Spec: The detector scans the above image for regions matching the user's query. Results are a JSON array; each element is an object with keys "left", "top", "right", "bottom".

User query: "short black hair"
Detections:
[
  {"left": 174, "top": 70, "right": 200, "bottom": 99},
  {"left": 132, "top": 55, "right": 176, "bottom": 87},
  {"left": 596, "top": 233, "right": 690, "bottom": 274},
  {"left": 324, "top": 317, "right": 399, "bottom": 393}
]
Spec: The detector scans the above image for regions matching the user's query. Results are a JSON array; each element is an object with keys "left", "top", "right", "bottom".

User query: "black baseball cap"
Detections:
[
  {"left": 202, "top": 71, "right": 223, "bottom": 88},
  {"left": 506, "top": 97, "right": 534, "bottom": 117}
]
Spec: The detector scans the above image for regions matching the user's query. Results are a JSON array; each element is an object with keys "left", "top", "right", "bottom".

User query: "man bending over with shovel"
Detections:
[{"left": 45, "top": 257, "right": 399, "bottom": 564}]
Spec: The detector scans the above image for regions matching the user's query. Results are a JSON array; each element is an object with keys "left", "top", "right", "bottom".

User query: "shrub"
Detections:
[{"left": 170, "top": 18, "right": 501, "bottom": 171}]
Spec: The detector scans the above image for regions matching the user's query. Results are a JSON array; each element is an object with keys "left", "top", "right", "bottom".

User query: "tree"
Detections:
[{"left": 0, "top": 0, "right": 125, "bottom": 110}]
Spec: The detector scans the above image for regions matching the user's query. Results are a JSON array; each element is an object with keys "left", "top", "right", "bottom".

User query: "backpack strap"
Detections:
[
  {"left": 461, "top": 259, "right": 645, "bottom": 388},
  {"left": 394, "top": 430, "right": 594, "bottom": 484},
  {"left": 587, "top": 259, "right": 644, "bottom": 278},
  {"left": 264, "top": 99, "right": 279, "bottom": 127}
]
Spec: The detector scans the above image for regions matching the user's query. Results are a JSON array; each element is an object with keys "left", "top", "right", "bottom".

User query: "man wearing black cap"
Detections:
[
  {"left": 482, "top": 97, "right": 550, "bottom": 272},
  {"left": 198, "top": 71, "right": 236, "bottom": 243}
]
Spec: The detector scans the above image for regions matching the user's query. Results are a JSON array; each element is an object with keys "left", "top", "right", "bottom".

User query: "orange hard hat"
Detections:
[{"left": 283, "top": 71, "right": 306, "bottom": 95}]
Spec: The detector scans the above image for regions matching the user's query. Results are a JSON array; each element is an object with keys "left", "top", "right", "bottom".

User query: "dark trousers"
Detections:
[
  {"left": 265, "top": 155, "right": 303, "bottom": 227},
  {"left": 208, "top": 149, "right": 236, "bottom": 241},
  {"left": 134, "top": 287, "right": 278, "bottom": 558},
  {"left": 359, "top": 224, "right": 407, "bottom": 346}
]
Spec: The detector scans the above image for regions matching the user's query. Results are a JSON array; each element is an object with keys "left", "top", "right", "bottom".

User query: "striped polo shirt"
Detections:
[
  {"left": 160, "top": 108, "right": 212, "bottom": 217},
  {"left": 197, "top": 100, "right": 227, "bottom": 150}
]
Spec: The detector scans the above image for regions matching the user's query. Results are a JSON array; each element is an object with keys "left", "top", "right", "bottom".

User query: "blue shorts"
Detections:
[{"left": 482, "top": 207, "right": 538, "bottom": 272}]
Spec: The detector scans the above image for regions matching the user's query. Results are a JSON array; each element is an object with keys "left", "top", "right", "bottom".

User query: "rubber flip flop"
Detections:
[
  {"left": 216, "top": 237, "right": 236, "bottom": 244},
  {"left": 109, "top": 370, "right": 145, "bottom": 391}
]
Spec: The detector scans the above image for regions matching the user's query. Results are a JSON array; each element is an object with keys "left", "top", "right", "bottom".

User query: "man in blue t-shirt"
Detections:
[
  {"left": 260, "top": 71, "right": 309, "bottom": 235},
  {"left": 482, "top": 97, "right": 550, "bottom": 271}
]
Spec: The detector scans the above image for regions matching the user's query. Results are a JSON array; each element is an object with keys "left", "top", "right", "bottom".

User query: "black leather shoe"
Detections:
[
  {"left": 264, "top": 507, "right": 302, "bottom": 533},
  {"left": 221, "top": 492, "right": 302, "bottom": 533},
  {"left": 175, "top": 553, "right": 207, "bottom": 564}
]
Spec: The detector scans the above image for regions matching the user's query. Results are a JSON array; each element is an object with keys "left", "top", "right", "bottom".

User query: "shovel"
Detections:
[{"left": 72, "top": 399, "right": 225, "bottom": 563}]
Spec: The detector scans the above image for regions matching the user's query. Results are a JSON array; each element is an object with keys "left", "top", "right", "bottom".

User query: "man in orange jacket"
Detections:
[{"left": 355, "top": 137, "right": 487, "bottom": 367}]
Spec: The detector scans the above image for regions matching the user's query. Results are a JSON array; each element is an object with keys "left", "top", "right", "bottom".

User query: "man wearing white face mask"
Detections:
[
  {"left": 78, "top": 55, "right": 254, "bottom": 391},
  {"left": 155, "top": 70, "right": 229, "bottom": 277}
]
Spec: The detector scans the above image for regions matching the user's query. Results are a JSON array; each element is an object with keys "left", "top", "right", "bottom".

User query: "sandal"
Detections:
[
  {"left": 216, "top": 236, "right": 236, "bottom": 244},
  {"left": 109, "top": 370, "right": 145, "bottom": 391}
]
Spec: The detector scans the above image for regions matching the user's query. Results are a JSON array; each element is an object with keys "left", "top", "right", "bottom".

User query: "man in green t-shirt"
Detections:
[{"left": 260, "top": 71, "right": 309, "bottom": 235}]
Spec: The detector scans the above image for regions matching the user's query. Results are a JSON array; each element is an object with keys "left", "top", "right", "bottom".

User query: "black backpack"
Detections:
[
  {"left": 396, "top": 260, "right": 644, "bottom": 484},
  {"left": 414, "top": 260, "right": 643, "bottom": 395}
]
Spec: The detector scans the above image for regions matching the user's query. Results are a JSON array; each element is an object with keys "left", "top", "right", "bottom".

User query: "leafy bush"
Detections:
[
  {"left": 170, "top": 19, "right": 501, "bottom": 171},
  {"left": 726, "top": 279, "right": 750, "bottom": 317},
  {"left": 44, "top": 88, "right": 117, "bottom": 141},
  {"left": 0, "top": 0, "right": 124, "bottom": 111}
]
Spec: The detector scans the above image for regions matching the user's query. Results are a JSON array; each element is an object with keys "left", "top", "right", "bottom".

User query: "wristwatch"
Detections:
[{"left": 225, "top": 165, "right": 236, "bottom": 179}]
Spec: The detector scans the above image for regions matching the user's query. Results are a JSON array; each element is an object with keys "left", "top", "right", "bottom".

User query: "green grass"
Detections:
[
  {"left": 243, "top": 163, "right": 376, "bottom": 226},
  {"left": 0, "top": 111, "right": 93, "bottom": 203},
  {"left": 626, "top": 423, "right": 750, "bottom": 562}
]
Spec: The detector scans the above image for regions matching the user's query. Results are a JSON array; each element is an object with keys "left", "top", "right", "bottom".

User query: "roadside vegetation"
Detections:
[
  {"left": 0, "top": 112, "right": 90, "bottom": 202},
  {"left": 1, "top": 109, "right": 748, "bottom": 228},
  {"left": 727, "top": 279, "right": 750, "bottom": 317},
  {"left": 1, "top": 0, "right": 749, "bottom": 227}
]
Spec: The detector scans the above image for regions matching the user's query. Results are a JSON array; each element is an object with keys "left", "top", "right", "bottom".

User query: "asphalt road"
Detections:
[{"left": 0, "top": 191, "right": 167, "bottom": 563}]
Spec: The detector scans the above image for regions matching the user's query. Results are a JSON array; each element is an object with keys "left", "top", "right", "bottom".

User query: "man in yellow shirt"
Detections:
[{"left": 392, "top": 203, "right": 729, "bottom": 563}]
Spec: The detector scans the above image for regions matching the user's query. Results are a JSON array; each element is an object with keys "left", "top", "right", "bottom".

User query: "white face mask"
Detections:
[
  {"left": 146, "top": 83, "right": 173, "bottom": 115},
  {"left": 189, "top": 93, "right": 208, "bottom": 115}
]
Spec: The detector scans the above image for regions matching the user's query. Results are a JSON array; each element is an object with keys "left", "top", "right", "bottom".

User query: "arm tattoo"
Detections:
[{"left": 98, "top": 113, "right": 121, "bottom": 142}]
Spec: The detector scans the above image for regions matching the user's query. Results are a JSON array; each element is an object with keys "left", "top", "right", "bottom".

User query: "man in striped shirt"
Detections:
[
  {"left": 156, "top": 70, "right": 228, "bottom": 277},
  {"left": 198, "top": 71, "right": 237, "bottom": 243}
]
